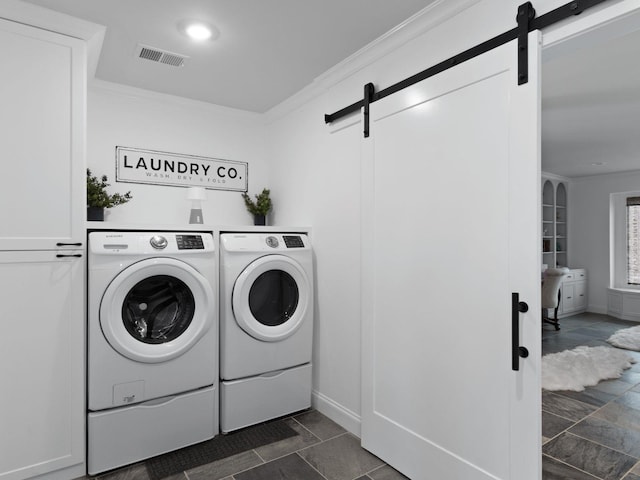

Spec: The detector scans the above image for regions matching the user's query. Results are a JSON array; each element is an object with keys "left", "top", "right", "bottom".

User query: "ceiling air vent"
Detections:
[{"left": 135, "top": 44, "right": 188, "bottom": 67}]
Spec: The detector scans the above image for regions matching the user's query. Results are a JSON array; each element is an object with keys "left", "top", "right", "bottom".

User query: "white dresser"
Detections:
[{"left": 558, "top": 268, "right": 587, "bottom": 318}]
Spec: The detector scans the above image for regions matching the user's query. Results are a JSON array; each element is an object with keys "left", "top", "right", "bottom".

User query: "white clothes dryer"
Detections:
[
  {"left": 87, "top": 231, "right": 218, "bottom": 474},
  {"left": 219, "top": 233, "right": 313, "bottom": 432}
]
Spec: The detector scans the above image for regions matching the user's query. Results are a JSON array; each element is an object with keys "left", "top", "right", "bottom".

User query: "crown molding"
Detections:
[
  {"left": 89, "top": 79, "right": 264, "bottom": 122},
  {"left": 0, "top": 0, "right": 106, "bottom": 79},
  {"left": 264, "top": 0, "right": 480, "bottom": 124}
]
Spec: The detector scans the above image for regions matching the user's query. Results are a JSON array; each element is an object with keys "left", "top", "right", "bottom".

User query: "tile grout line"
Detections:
[{"left": 294, "top": 451, "right": 331, "bottom": 480}]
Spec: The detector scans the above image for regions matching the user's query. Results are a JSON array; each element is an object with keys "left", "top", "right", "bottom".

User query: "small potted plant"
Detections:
[
  {"left": 241, "top": 188, "right": 272, "bottom": 225},
  {"left": 86, "top": 169, "right": 132, "bottom": 221}
]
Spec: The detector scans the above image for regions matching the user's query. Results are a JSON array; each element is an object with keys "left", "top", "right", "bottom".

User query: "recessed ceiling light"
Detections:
[
  {"left": 178, "top": 20, "right": 218, "bottom": 42},
  {"left": 591, "top": 162, "right": 608, "bottom": 166}
]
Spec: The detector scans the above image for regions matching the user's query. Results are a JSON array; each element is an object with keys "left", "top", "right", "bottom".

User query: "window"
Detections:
[
  {"left": 628, "top": 196, "right": 640, "bottom": 285},
  {"left": 612, "top": 192, "right": 640, "bottom": 289}
]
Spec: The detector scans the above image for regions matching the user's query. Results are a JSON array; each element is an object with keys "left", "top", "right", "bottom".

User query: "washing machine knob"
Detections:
[
  {"left": 150, "top": 235, "right": 168, "bottom": 249},
  {"left": 266, "top": 236, "right": 279, "bottom": 248}
]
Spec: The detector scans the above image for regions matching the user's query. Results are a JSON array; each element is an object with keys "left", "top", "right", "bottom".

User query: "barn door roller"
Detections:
[
  {"left": 324, "top": 0, "right": 610, "bottom": 137},
  {"left": 517, "top": 2, "right": 536, "bottom": 85}
]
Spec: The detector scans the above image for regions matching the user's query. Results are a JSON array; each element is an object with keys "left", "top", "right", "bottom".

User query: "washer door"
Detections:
[
  {"left": 100, "top": 258, "right": 214, "bottom": 363},
  {"left": 232, "top": 255, "right": 310, "bottom": 342}
]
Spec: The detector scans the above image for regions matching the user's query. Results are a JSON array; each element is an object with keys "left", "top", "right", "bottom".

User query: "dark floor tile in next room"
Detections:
[
  {"left": 542, "top": 391, "right": 598, "bottom": 423},
  {"left": 550, "top": 387, "right": 618, "bottom": 408},
  {"left": 542, "top": 410, "right": 575, "bottom": 439},
  {"left": 542, "top": 432, "right": 637, "bottom": 480},
  {"left": 569, "top": 415, "right": 640, "bottom": 458},
  {"left": 542, "top": 455, "right": 599, "bottom": 480}
]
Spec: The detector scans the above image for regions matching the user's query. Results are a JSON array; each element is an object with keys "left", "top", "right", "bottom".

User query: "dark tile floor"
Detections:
[
  {"left": 542, "top": 312, "right": 640, "bottom": 480},
  {"left": 89, "top": 410, "right": 408, "bottom": 480}
]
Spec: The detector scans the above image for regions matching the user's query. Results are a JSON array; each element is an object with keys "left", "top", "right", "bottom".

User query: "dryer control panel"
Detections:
[{"left": 222, "top": 233, "right": 310, "bottom": 253}]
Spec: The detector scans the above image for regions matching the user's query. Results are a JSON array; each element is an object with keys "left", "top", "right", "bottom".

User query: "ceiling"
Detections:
[
  {"left": 542, "top": 26, "right": 640, "bottom": 178},
  {"left": 20, "top": 0, "right": 640, "bottom": 178},
  {"left": 22, "top": 0, "right": 438, "bottom": 113}
]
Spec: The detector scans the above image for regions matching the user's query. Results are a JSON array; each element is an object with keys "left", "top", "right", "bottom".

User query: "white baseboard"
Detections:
[{"left": 312, "top": 390, "right": 361, "bottom": 437}]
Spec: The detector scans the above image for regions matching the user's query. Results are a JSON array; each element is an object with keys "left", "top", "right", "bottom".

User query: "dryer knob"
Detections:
[{"left": 150, "top": 235, "right": 168, "bottom": 249}]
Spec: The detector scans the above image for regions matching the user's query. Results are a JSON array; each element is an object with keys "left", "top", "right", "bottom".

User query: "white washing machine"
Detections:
[
  {"left": 219, "top": 232, "right": 313, "bottom": 432},
  {"left": 87, "top": 231, "right": 218, "bottom": 474}
]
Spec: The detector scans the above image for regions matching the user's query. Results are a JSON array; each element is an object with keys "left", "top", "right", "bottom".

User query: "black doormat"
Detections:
[{"left": 146, "top": 419, "right": 298, "bottom": 480}]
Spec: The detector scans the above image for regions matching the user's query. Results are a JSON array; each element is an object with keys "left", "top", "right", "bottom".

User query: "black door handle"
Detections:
[
  {"left": 56, "top": 242, "right": 83, "bottom": 247},
  {"left": 56, "top": 254, "right": 82, "bottom": 258},
  {"left": 512, "top": 292, "right": 529, "bottom": 371}
]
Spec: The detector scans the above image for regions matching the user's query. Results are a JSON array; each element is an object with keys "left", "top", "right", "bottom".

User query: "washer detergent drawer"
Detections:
[
  {"left": 88, "top": 385, "right": 217, "bottom": 475},
  {"left": 220, "top": 363, "right": 311, "bottom": 433}
]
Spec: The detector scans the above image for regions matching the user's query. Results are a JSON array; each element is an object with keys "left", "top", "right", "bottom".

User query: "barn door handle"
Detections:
[{"left": 512, "top": 292, "right": 529, "bottom": 371}]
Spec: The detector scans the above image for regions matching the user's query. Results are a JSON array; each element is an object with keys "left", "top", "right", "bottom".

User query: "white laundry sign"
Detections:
[{"left": 115, "top": 146, "right": 248, "bottom": 192}]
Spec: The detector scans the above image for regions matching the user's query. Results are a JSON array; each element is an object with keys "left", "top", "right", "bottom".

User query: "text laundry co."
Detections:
[
  {"left": 115, "top": 146, "right": 248, "bottom": 192},
  {"left": 123, "top": 156, "right": 241, "bottom": 179}
]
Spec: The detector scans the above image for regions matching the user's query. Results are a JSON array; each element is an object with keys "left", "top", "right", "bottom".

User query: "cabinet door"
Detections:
[
  {"left": 561, "top": 283, "right": 576, "bottom": 313},
  {"left": 574, "top": 280, "right": 587, "bottom": 310},
  {"left": 0, "top": 19, "right": 85, "bottom": 250},
  {"left": 0, "top": 251, "right": 85, "bottom": 480}
]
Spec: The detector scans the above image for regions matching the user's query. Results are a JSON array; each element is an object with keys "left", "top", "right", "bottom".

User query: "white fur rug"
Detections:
[
  {"left": 541, "top": 346, "right": 634, "bottom": 391},
  {"left": 607, "top": 325, "right": 640, "bottom": 351}
]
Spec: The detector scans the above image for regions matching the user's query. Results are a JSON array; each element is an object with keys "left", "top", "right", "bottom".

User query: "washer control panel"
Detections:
[
  {"left": 176, "top": 234, "right": 205, "bottom": 250},
  {"left": 89, "top": 231, "right": 214, "bottom": 255}
]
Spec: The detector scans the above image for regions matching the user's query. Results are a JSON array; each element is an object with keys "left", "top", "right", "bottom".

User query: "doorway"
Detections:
[{"left": 540, "top": 6, "right": 640, "bottom": 478}]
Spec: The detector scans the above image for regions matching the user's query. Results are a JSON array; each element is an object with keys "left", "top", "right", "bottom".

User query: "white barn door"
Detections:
[{"left": 361, "top": 33, "right": 541, "bottom": 480}]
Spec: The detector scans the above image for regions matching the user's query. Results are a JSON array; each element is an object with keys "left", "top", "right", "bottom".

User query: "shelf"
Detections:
[{"left": 541, "top": 179, "right": 568, "bottom": 270}]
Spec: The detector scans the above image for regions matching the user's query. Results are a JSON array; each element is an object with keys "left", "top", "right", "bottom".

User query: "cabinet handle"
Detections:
[
  {"left": 56, "top": 242, "right": 83, "bottom": 247},
  {"left": 56, "top": 254, "right": 82, "bottom": 258},
  {"left": 567, "top": 296, "right": 572, "bottom": 299}
]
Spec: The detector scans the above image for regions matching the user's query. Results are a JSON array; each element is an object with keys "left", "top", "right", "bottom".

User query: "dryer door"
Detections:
[
  {"left": 232, "top": 255, "right": 310, "bottom": 342},
  {"left": 100, "top": 258, "right": 214, "bottom": 363}
]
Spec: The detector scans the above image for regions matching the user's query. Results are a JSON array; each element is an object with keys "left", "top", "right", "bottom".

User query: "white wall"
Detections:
[
  {"left": 87, "top": 81, "right": 269, "bottom": 226},
  {"left": 569, "top": 170, "right": 640, "bottom": 313}
]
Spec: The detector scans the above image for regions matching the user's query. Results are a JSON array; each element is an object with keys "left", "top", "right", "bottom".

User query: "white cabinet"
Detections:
[
  {"left": 0, "top": 252, "right": 84, "bottom": 480},
  {"left": 0, "top": 15, "right": 86, "bottom": 480},
  {"left": 558, "top": 269, "right": 588, "bottom": 318},
  {"left": 0, "top": 17, "right": 85, "bottom": 251}
]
